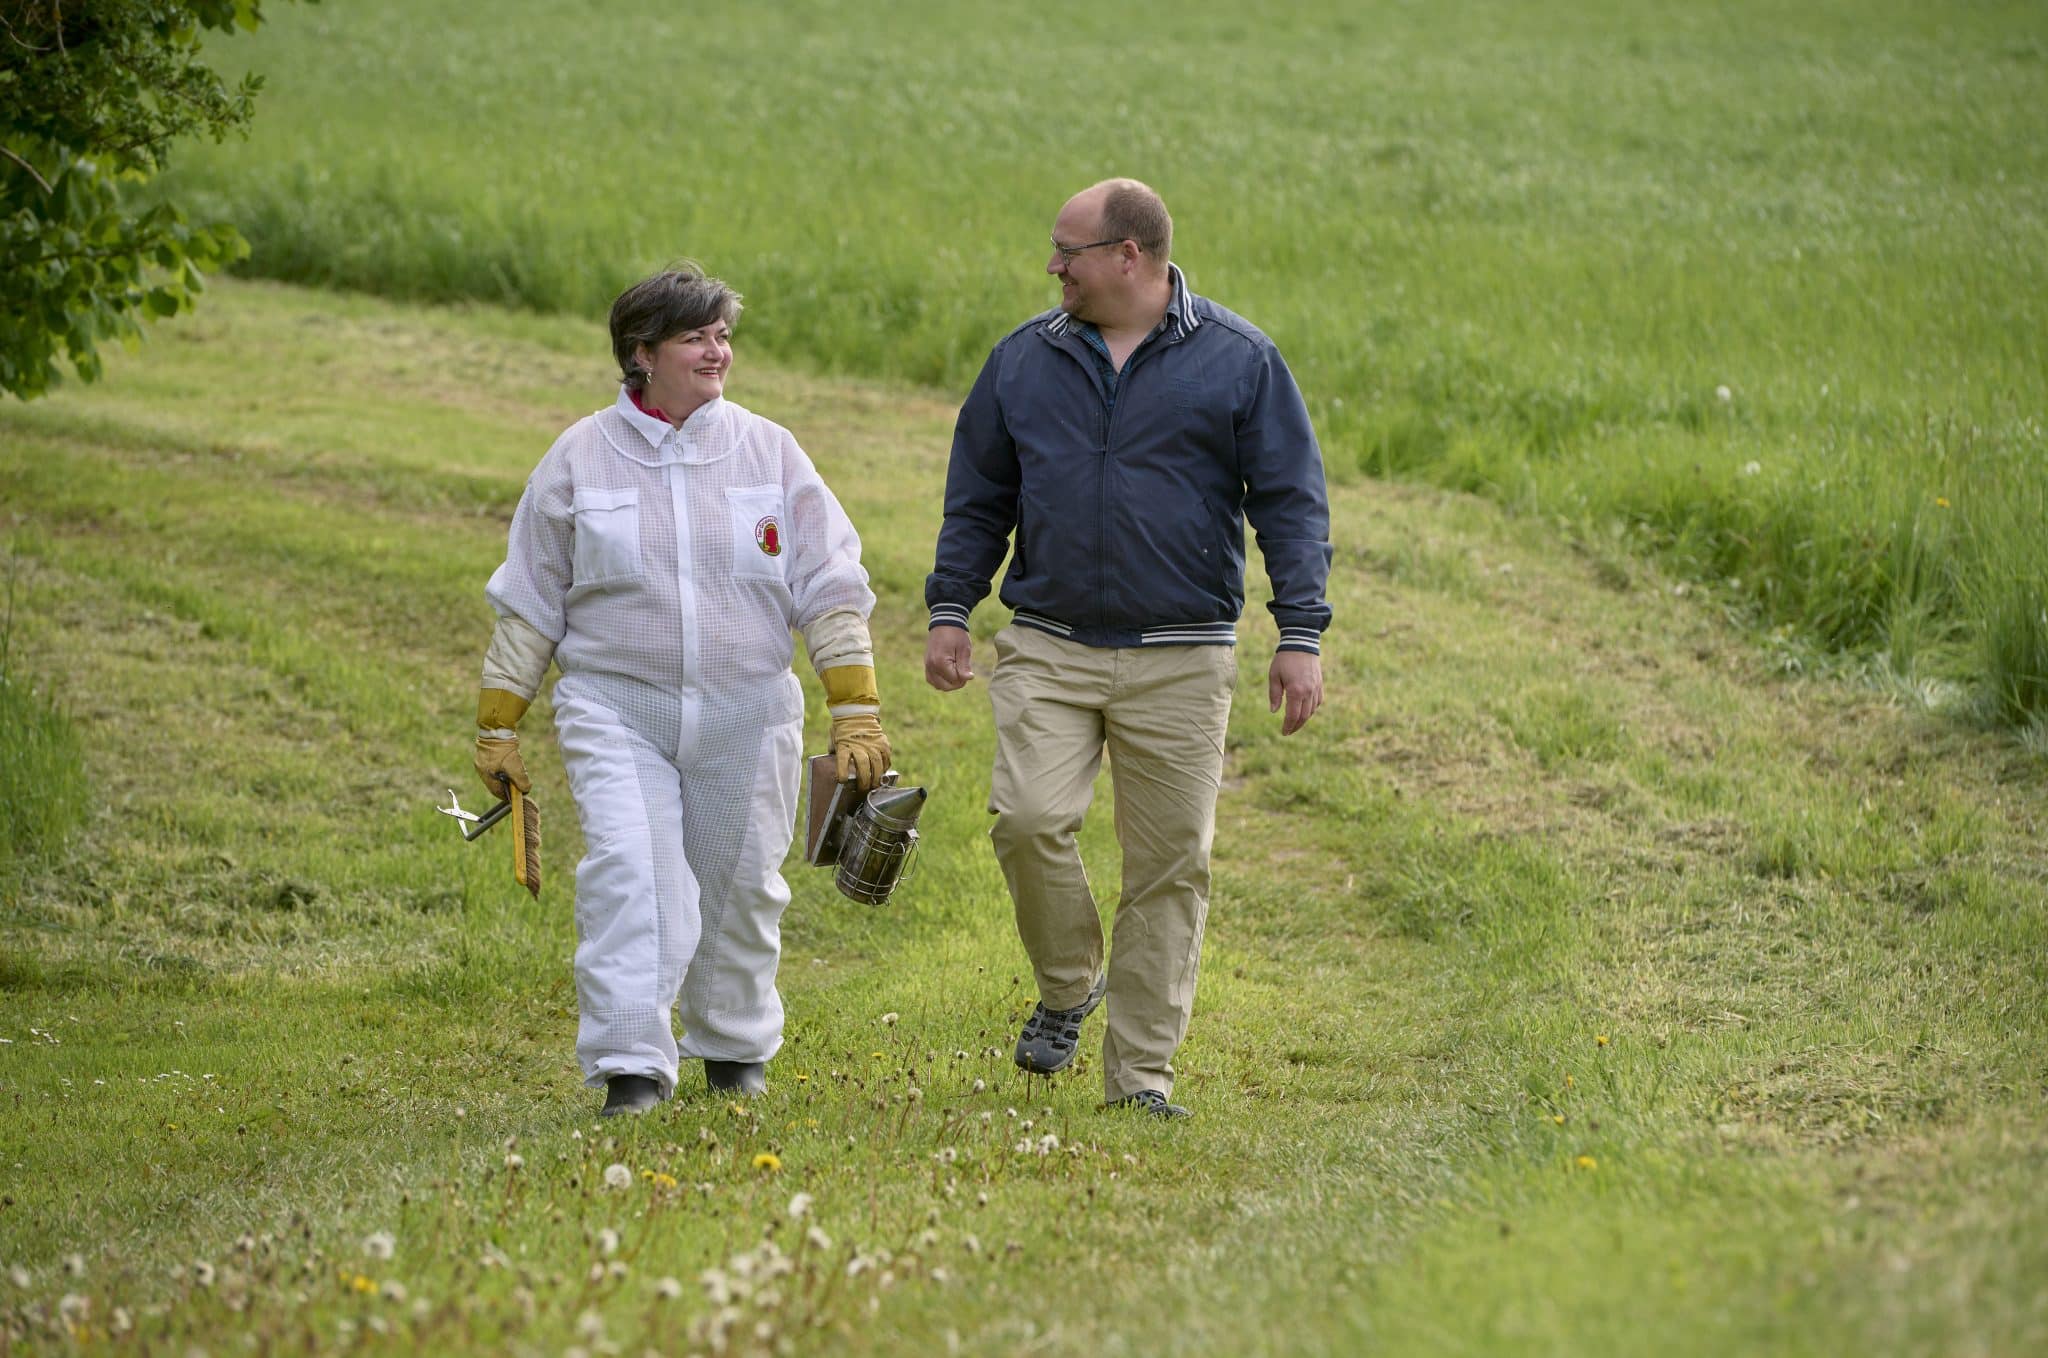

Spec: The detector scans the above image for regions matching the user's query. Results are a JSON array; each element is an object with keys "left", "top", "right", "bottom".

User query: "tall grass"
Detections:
[
  {"left": 161, "top": 0, "right": 2048, "bottom": 721},
  {"left": 0, "top": 556, "right": 86, "bottom": 894}
]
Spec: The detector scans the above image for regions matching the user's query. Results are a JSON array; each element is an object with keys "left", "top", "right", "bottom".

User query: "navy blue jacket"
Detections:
[{"left": 927, "top": 281, "right": 1332, "bottom": 653}]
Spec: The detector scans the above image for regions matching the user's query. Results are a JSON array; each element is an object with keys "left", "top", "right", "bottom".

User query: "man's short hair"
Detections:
[
  {"left": 1094, "top": 178, "right": 1172, "bottom": 263},
  {"left": 608, "top": 264, "right": 743, "bottom": 389}
]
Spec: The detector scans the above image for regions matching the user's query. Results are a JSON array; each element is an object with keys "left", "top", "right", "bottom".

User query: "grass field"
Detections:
[
  {"left": 159, "top": 0, "right": 2048, "bottom": 721},
  {"left": 2, "top": 280, "right": 2045, "bottom": 1355}
]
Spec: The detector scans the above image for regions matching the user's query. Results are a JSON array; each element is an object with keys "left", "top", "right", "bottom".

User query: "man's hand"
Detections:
[
  {"left": 1268, "top": 650, "right": 1323, "bottom": 736},
  {"left": 925, "top": 625, "right": 975, "bottom": 691}
]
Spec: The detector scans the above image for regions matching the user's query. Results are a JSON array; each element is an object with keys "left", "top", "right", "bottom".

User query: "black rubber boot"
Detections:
[
  {"left": 599, "top": 1074, "right": 663, "bottom": 1118},
  {"left": 705, "top": 1060, "right": 767, "bottom": 1096}
]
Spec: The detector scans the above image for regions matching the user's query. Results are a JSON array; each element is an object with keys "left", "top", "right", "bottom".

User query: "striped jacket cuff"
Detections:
[
  {"left": 1277, "top": 626, "right": 1322, "bottom": 655},
  {"left": 928, "top": 603, "right": 971, "bottom": 630}
]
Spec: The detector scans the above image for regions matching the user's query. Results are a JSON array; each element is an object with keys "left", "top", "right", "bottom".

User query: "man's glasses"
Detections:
[{"left": 1050, "top": 236, "right": 1127, "bottom": 260}]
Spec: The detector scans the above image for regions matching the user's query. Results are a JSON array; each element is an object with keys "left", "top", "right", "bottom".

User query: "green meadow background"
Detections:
[
  {"left": 165, "top": 0, "right": 2048, "bottom": 722},
  {"left": 3, "top": 1, "right": 2046, "bottom": 1354}
]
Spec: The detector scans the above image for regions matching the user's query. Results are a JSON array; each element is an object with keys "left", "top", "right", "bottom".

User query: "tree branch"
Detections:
[{"left": 0, "top": 146, "right": 54, "bottom": 194}]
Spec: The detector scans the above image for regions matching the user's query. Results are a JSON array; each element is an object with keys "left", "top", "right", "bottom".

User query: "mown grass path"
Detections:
[{"left": 2, "top": 283, "right": 2043, "bottom": 1355}]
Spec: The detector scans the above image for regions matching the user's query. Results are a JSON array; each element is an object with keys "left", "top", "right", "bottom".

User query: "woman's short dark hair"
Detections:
[{"left": 609, "top": 264, "right": 743, "bottom": 389}]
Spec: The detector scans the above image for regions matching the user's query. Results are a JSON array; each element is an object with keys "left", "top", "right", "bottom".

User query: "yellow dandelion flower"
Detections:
[
  {"left": 1552, "top": 1114, "right": 1566, "bottom": 1125},
  {"left": 649, "top": 1172, "right": 679, "bottom": 1190},
  {"left": 1575, "top": 1155, "right": 1597, "bottom": 1171},
  {"left": 351, "top": 1273, "right": 377, "bottom": 1294},
  {"left": 1595, "top": 1034, "right": 1609, "bottom": 1047},
  {"left": 871, "top": 1051, "right": 885, "bottom": 1060},
  {"left": 1564, "top": 1074, "right": 1575, "bottom": 1089},
  {"left": 751, "top": 1152, "right": 783, "bottom": 1172},
  {"left": 1936, "top": 496, "right": 1950, "bottom": 508},
  {"left": 795, "top": 1073, "right": 810, "bottom": 1083}
]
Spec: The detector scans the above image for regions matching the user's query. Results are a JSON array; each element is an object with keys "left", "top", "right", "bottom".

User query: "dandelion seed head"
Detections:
[
  {"left": 806, "top": 1225, "right": 832, "bottom": 1252},
  {"left": 1716, "top": 385, "right": 1732, "bottom": 402},
  {"left": 655, "top": 1276, "right": 683, "bottom": 1300},
  {"left": 603, "top": 1163, "right": 633, "bottom": 1190},
  {"left": 502, "top": 1152, "right": 524, "bottom": 1171},
  {"left": 596, "top": 1228, "right": 619, "bottom": 1257},
  {"left": 380, "top": 1280, "right": 408, "bottom": 1304},
  {"left": 972, "top": 1078, "right": 986, "bottom": 1093},
  {"left": 363, "top": 1231, "right": 395, "bottom": 1261},
  {"left": 881, "top": 1012, "right": 899, "bottom": 1026},
  {"left": 787, "top": 1192, "right": 813, "bottom": 1220}
]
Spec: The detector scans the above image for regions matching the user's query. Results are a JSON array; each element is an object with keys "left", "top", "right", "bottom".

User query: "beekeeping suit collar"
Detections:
[{"left": 604, "top": 386, "right": 736, "bottom": 467}]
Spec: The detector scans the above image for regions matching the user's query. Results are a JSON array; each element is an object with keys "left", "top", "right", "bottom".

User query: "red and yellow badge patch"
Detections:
[{"left": 755, "top": 516, "right": 782, "bottom": 557}]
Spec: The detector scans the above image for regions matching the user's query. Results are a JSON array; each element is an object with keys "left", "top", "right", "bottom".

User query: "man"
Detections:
[{"left": 925, "top": 178, "right": 1331, "bottom": 1119}]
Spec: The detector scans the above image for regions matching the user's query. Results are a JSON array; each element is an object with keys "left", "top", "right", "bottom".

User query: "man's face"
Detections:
[{"left": 1046, "top": 194, "right": 1123, "bottom": 322}]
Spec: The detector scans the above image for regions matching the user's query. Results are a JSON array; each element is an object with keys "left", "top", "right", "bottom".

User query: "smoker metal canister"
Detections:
[{"left": 834, "top": 783, "right": 927, "bottom": 904}]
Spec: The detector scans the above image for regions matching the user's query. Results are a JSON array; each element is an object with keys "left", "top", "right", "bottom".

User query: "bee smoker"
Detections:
[{"left": 802, "top": 757, "right": 926, "bottom": 905}]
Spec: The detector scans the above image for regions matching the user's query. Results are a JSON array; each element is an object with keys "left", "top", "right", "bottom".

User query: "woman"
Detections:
[{"left": 471, "top": 265, "right": 891, "bottom": 1118}]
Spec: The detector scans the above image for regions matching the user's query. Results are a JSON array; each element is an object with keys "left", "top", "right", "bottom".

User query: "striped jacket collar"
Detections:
[{"left": 1045, "top": 263, "right": 1199, "bottom": 340}]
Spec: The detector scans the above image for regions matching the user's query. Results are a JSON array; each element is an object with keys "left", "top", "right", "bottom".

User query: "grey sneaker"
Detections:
[
  {"left": 1106, "top": 1089, "right": 1191, "bottom": 1119},
  {"left": 1013, "top": 972, "right": 1107, "bottom": 1074}
]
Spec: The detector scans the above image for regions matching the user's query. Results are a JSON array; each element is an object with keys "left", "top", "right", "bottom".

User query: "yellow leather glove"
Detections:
[
  {"left": 475, "top": 687, "right": 532, "bottom": 799},
  {"left": 822, "top": 664, "right": 891, "bottom": 791}
]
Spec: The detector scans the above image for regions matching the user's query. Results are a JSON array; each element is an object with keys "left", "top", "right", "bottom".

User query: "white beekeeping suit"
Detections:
[{"left": 484, "top": 388, "right": 875, "bottom": 1096}]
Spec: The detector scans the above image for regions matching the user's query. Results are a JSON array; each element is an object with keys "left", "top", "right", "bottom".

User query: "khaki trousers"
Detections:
[{"left": 986, "top": 624, "right": 1236, "bottom": 1100}]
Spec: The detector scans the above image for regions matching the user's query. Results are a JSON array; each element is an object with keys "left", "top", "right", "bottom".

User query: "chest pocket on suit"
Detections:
[
  {"left": 570, "top": 487, "right": 643, "bottom": 584},
  {"left": 726, "top": 484, "right": 787, "bottom": 583}
]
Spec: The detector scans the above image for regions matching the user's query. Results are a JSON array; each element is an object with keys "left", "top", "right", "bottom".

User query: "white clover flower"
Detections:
[
  {"left": 363, "top": 1231, "right": 395, "bottom": 1261},
  {"left": 596, "top": 1228, "right": 619, "bottom": 1257},
  {"left": 787, "top": 1192, "right": 813, "bottom": 1221},
  {"left": 603, "top": 1162, "right": 633, "bottom": 1190}
]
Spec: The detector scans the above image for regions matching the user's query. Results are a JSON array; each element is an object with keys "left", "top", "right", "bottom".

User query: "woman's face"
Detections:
[{"left": 636, "top": 320, "right": 733, "bottom": 420}]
